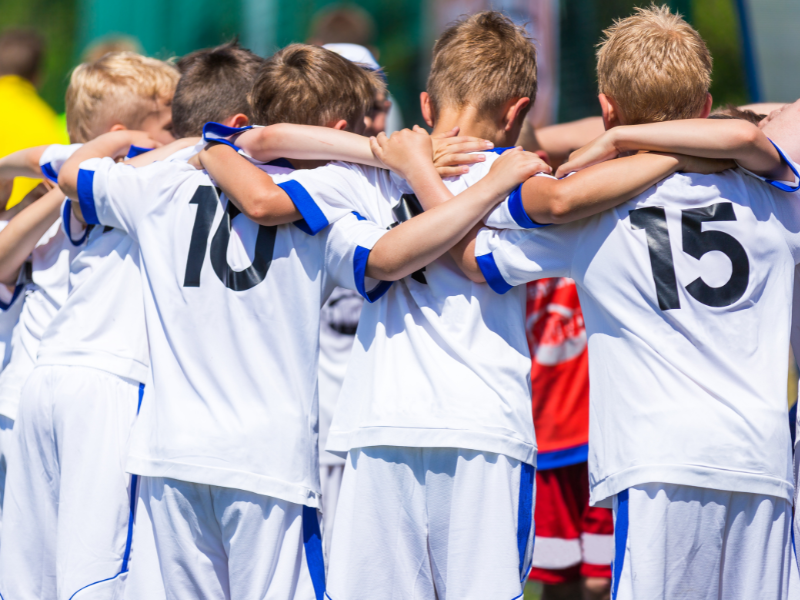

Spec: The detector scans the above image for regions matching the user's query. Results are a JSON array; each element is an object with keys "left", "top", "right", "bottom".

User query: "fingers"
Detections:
[
  {"left": 431, "top": 126, "right": 460, "bottom": 139},
  {"left": 369, "top": 136, "right": 385, "bottom": 160},
  {"left": 440, "top": 139, "right": 494, "bottom": 155},
  {"left": 436, "top": 166, "right": 471, "bottom": 177},
  {"left": 435, "top": 153, "right": 486, "bottom": 167}
]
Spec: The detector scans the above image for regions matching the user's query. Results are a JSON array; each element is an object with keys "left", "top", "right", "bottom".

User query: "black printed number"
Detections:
[
  {"left": 630, "top": 202, "right": 750, "bottom": 310},
  {"left": 183, "top": 186, "right": 277, "bottom": 291}
]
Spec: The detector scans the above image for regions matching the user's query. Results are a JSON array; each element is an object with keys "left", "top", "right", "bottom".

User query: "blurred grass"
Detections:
[{"left": 525, "top": 580, "right": 543, "bottom": 600}]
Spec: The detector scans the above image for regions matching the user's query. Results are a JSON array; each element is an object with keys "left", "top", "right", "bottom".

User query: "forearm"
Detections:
[
  {"left": 0, "top": 146, "right": 48, "bottom": 179},
  {"left": 367, "top": 176, "right": 505, "bottom": 280},
  {"left": 236, "top": 125, "right": 384, "bottom": 168},
  {"left": 0, "top": 187, "right": 65, "bottom": 285},
  {"left": 60, "top": 132, "right": 138, "bottom": 197},
  {"left": 526, "top": 152, "right": 683, "bottom": 224},
  {"left": 611, "top": 120, "right": 785, "bottom": 177},
  {"left": 199, "top": 144, "right": 299, "bottom": 225}
]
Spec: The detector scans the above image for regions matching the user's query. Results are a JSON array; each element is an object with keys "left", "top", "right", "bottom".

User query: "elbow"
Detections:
[
  {"left": 57, "top": 170, "right": 77, "bottom": 199},
  {"left": 544, "top": 190, "right": 575, "bottom": 225},
  {"left": 240, "top": 191, "right": 283, "bottom": 225}
]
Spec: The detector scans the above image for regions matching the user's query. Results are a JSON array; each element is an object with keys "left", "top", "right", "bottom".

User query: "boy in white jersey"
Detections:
[
  {"left": 57, "top": 43, "right": 540, "bottom": 600},
  {"left": 194, "top": 13, "right": 730, "bottom": 599},
  {"left": 456, "top": 7, "right": 800, "bottom": 599},
  {"left": 0, "top": 51, "right": 178, "bottom": 600}
]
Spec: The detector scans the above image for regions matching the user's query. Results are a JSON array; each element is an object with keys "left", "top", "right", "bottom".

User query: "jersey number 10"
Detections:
[
  {"left": 183, "top": 186, "right": 277, "bottom": 291},
  {"left": 630, "top": 202, "right": 750, "bottom": 310}
]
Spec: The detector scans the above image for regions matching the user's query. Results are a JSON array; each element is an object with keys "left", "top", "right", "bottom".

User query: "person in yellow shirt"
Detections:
[{"left": 0, "top": 30, "right": 68, "bottom": 209}]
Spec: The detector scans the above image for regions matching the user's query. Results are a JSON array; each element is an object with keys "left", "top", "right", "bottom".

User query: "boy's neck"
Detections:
[{"left": 431, "top": 105, "right": 512, "bottom": 147}]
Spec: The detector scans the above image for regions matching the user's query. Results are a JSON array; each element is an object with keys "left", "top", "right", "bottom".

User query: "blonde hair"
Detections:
[
  {"left": 249, "top": 44, "right": 384, "bottom": 130},
  {"left": 427, "top": 11, "right": 537, "bottom": 119},
  {"left": 66, "top": 52, "right": 179, "bottom": 142},
  {"left": 596, "top": 5, "right": 711, "bottom": 125}
]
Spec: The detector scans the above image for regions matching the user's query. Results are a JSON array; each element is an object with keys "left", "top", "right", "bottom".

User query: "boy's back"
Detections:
[{"left": 479, "top": 167, "right": 800, "bottom": 507}]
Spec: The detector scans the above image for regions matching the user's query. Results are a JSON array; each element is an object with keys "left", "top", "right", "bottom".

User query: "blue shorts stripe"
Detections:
[
  {"left": 612, "top": 489, "right": 630, "bottom": 600},
  {"left": 302, "top": 505, "right": 326, "bottom": 600},
  {"left": 517, "top": 462, "right": 535, "bottom": 579}
]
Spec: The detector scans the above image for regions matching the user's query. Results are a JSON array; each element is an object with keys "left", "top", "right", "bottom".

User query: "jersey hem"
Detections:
[
  {"left": 125, "top": 456, "right": 322, "bottom": 508},
  {"left": 326, "top": 426, "right": 537, "bottom": 466},
  {"left": 36, "top": 348, "right": 148, "bottom": 384},
  {"left": 588, "top": 464, "right": 794, "bottom": 507}
]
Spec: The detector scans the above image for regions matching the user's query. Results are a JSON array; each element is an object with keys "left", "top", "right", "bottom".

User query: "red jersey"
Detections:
[{"left": 527, "top": 278, "right": 589, "bottom": 469}]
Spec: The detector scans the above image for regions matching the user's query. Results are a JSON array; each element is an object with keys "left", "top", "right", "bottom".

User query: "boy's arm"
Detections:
[
  {"left": 0, "top": 186, "right": 67, "bottom": 285},
  {"left": 0, "top": 146, "right": 51, "bottom": 180},
  {"left": 557, "top": 119, "right": 792, "bottom": 181}
]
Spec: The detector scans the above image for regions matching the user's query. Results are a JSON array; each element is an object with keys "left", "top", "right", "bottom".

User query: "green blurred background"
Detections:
[{"left": 0, "top": 0, "right": 760, "bottom": 127}]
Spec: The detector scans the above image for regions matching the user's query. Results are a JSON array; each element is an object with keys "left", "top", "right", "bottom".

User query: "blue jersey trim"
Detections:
[
  {"left": 202, "top": 122, "right": 254, "bottom": 151},
  {"left": 765, "top": 140, "right": 800, "bottom": 193},
  {"left": 516, "top": 462, "right": 535, "bottom": 580},
  {"left": 267, "top": 157, "right": 294, "bottom": 170},
  {"left": 0, "top": 283, "right": 23, "bottom": 311},
  {"left": 353, "top": 245, "right": 392, "bottom": 303},
  {"left": 611, "top": 489, "right": 630, "bottom": 600},
  {"left": 476, "top": 253, "right": 513, "bottom": 294},
  {"left": 126, "top": 145, "right": 151, "bottom": 159},
  {"left": 76, "top": 169, "right": 101, "bottom": 225},
  {"left": 302, "top": 506, "right": 326, "bottom": 600},
  {"left": 351, "top": 211, "right": 366, "bottom": 221},
  {"left": 278, "top": 180, "right": 329, "bottom": 236},
  {"left": 485, "top": 147, "right": 516, "bottom": 155},
  {"left": 507, "top": 184, "right": 547, "bottom": 229},
  {"left": 62, "top": 200, "right": 89, "bottom": 246},
  {"left": 41, "top": 162, "right": 59, "bottom": 183},
  {"left": 536, "top": 444, "right": 589, "bottom": 470}
]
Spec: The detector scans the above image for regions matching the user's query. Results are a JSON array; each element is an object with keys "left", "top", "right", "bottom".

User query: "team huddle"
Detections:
[{"left": 0, "top": 4, "right": 798, "bottom": 600}]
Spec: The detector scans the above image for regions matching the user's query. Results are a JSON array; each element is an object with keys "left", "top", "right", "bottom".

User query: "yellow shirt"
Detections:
[{"left": 0, "top": 75, "right": 69, "bottom": 208}]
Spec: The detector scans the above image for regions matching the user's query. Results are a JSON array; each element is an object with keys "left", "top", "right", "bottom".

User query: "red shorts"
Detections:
[{"left": 529, "top": 461, "right": 613, "bottom": 585}]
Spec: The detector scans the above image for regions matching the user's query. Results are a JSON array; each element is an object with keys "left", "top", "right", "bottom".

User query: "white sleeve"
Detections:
[
  {"left": 75, "top": 156, "right": 164, "bottom": 235},
  {"left": 739, "top": 140, "right": 800, "bottom": 193},
  {"left": 39, "top": 143, "right": 83, "bottom": 182},
  {"left": 323, "top": 212, "right": 393, "bottom": 303},
  {"left": 475, "top": 226, "right": 575, "bottom": 294},
  {"left": 279, "top": 162, "right": 377, "bottom": 233},
  {"left": 483, "top": 172, "right": 556, "bottom": 230}
]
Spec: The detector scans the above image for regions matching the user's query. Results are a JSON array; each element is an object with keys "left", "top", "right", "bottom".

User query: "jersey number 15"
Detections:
[{"left": 630, "top": 202, "right": 749, "bottom": 311}]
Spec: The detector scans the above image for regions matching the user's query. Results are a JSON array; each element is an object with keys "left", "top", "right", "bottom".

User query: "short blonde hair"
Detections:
[
  {"left": 596, "top": 4, "right": 712, "bottom": 124},
  {"left": 249, "top": 44, "right": 384, "bottom": 130},
  {"left": 427, "top": 11, "right": 537, "bottom": 119},
  {"left": 66, "top": 52, "right": 179, "bottom": 143}
]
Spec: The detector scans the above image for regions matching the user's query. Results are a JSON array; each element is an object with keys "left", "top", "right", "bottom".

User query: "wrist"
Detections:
[{"left": 401, "top": 160, "right": 438, "bottom": 185}]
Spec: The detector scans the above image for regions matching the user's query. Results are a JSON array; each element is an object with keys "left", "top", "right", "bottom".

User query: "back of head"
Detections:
[
  {"left": 172, "top": 41, "right": 263, "bottom": 138},
  {"left": 308, "top": 4, "right": 376, "bottom": 46},
  {"left": 427, "top": 11, "right": 537, "bottom": 121},
  {"left": 709, "top": 104, "right": 765, "bottom": 126},
  {"left": 597, "top": 4, "right": 712, "bottom": 124},
  {"left": 82, "top": 35, "right": 143, "bottom": 64},
  {"left": 0, "top": 29, "right": 44, "bottom": 82},
  {"left": 66, "top": 52, "right": 179, "bottom": 143},
  {"left": 250, "top": 43, "right": 384, "bottom": 130}
]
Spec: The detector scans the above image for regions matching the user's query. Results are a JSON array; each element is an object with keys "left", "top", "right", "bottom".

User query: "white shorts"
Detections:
[
  {"left": 0, "top": 413, "right": 14, "bottom": 540},
  {"left": 0, "top": 365, "right": 141, "bottom": 600},
  {"left": 141, "top": 476, "right": 325, "bottom": 600},
  {"left": 327, "top": 446, "right": 536, "bottom": 600},
  {"left": 612, "top": 483, "right": 792, "bottom": 600},
  {"left": 124, "top": 481, "right": 166, "bottom": 600},
  {"left": 319, "top": 463, "right": 344, "bottom": 558}
]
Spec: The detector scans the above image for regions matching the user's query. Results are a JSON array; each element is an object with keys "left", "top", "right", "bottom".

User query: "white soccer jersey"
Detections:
[
  {"left": 476, "top": 159, "right": 800, "bottom": 506},
  {"left": 0, "top": 148, "right": 86, "bottom": 420},
  {"left": 0, "top": 221, "right": 25, "bottom": 370},
  {"left": 282, "top": 154, "right": 536, "bottom": 465},
  {"left": 318, "top": 287, "right": 363, "bottom": 467},
  {"left": 75, "top": 156, "right": 389, "bottom": 507},
  {"left": 37, "top": 144, "right": 197, "bottom": 383}
]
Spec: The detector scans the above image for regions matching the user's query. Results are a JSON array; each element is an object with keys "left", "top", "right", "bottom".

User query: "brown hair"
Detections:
[
  {"left": 307, "top": 4, "right": 376, "bottom": 46},
  {"left": 426, "top": 11, "right": 537, "bottom": 119},
  {"left": 596, "top": 4, "right": 712, "bottom": 124},
  {"left": 709, "top": 104, "right": 765, "bottom": 126},
  {"left": 0, "top": 29, "right": 44, "bottom": 82},
  {"left": 249, "top": 43, "right": 383, "bottom": 130},
  {"left": 172, "top": 41, "right": 263, "bottom": 138},
  {"left": 66, "top": 52, "right": 178, "bottom": 143}
]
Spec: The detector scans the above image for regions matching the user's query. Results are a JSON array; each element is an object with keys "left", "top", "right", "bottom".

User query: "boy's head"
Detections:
[
  {"left": 596, "top": 4, "right": 713, "bottom": 128},
  {"left": 249, "top": 43, "right": 384, "bottom": 133},
  {"left": 66, "top": 51, "right": 178, "bottom": 144},
  {"left": 172, "top": 41, "right": 263, "bottom": 138},
  {"left": 423, "top": 11, "right": 537, "bottom": 145},
  {"left": 0, "top": 29, "right": 44, "bottom": 85},
  {"left": 709, "top": 104, "right": 766, "bottom": 126}
]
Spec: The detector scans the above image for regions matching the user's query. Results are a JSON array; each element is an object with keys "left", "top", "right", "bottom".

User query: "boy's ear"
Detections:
[
  {"left": 330, "top": 119, "right": 349, "bottom": 131},
  {"left": 700, "top": 93, "right": 713, "bottom": 118},
  {"left": 599, "top": 94, "right": 622, "bottom": 129},
  {"left": 420, "top": 92, "right": 435, "bottom": 128},
  {"left": 109, "top": 123, "right": 128, "bottom": 133},
  {"left": 221, "top": 113, "right": 250, "bottom": 129},
  {"left": 503, "top": 97, "right": 531, "bottom": 132}
]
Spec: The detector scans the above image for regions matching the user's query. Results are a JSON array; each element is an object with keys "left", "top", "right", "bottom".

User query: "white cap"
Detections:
[{"left": 323, "top": 43, "right": 381, "bottom": 72}]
